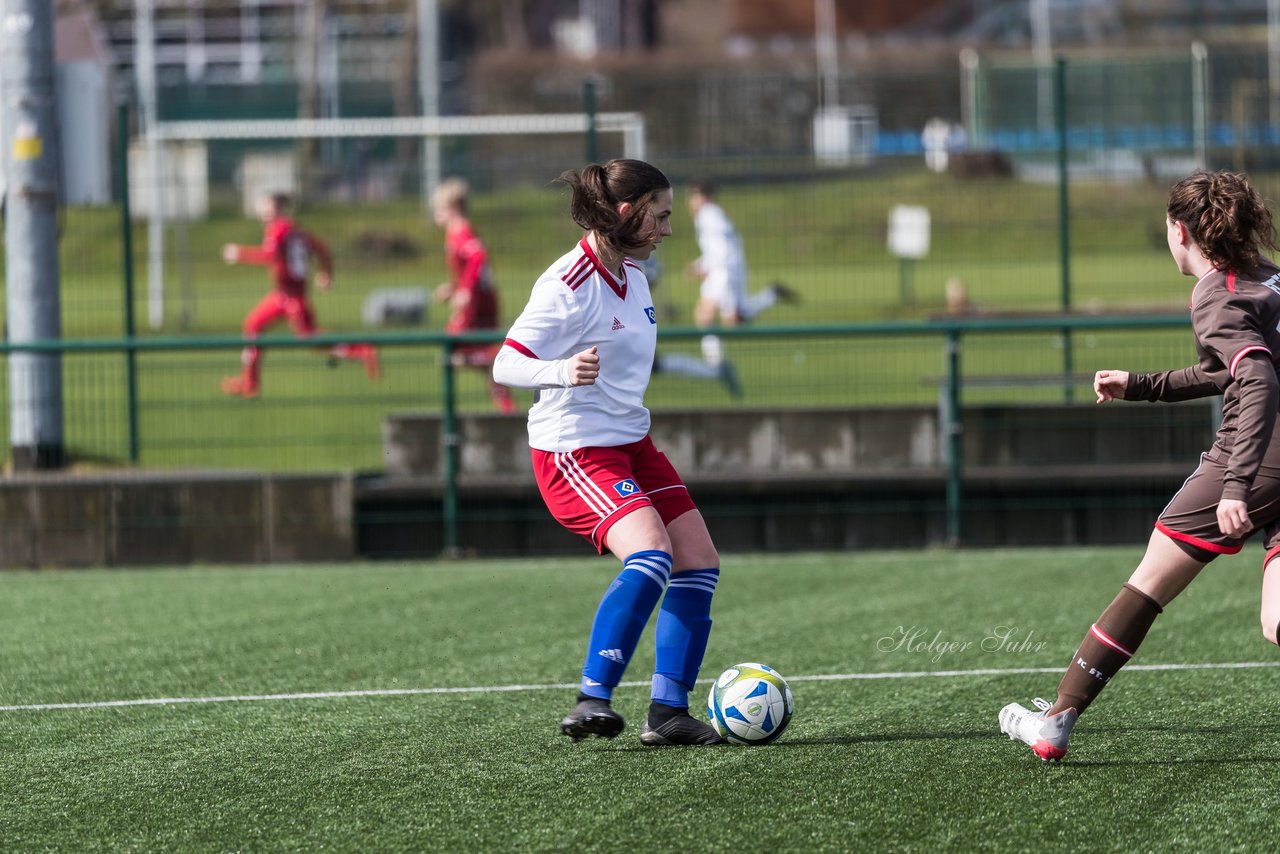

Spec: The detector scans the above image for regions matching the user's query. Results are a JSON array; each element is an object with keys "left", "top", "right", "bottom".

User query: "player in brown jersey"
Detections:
[{"left": 1000, "top": 170, "right": 1280, "bottom": 761}]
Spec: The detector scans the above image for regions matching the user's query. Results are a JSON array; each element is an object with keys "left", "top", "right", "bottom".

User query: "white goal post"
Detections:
[
  {"left": 141, "top": 112, "right": 647, "bottom": 329},
  {"left": 155, "top": 113, "right": 647, "bottom": 152}
]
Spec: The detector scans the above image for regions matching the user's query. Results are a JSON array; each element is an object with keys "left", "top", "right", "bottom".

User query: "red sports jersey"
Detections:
[
  {"left": 236, "top": 217, "right": 331, "bottom": 297},
  {"left": 444, "top": 219, "right": 499, "bottom": 333}
]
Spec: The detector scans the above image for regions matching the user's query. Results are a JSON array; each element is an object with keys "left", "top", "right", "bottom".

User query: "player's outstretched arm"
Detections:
[{"left": 223, "top": 243, "right": 271, "bottom": 266}]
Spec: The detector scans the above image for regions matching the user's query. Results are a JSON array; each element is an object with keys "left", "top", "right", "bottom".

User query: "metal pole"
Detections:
[
  {"left": 1269, "top": 0, "right": 1280, "bottom": 127},
  {"left": 418, "top": 0, "right": 441, "bottom": 204},
  {"left": 584, "top": 77, "right": 598, "bottom": 163},
  {"left": 815, "top": 0, "right": 838, "bottom": 110},
  {"left": 1032, "top": 0, "right": 1052, "bottom": 134},
  {"left": 441, "top": 341, "right": 460, "bottom": 556},
  {"left": 136, "top": 0, "right": 165, "bottom": 329},
  {"left": 2, "top": 0, "right": 65, "bottom": 470},
  {"left": 899, "top": 257, "right": 915, "bottom": 305},
  {"left": 319, "top": 15, "right": 340, "bottom": 164},
  {"left": 622, "top": 116, "right": 647, "bottom": 161},
  {"left": 1192, "top": 41, "right": 1209, "bottom": 170},
  {"left": 118, "top": 102, "right": 140, "bottom": 463},
  {"left": 944, "top": 330, "right": 963, "bottom": 546},
  {"left": 960, "top": 47, "right": 982, "bottom": 149},
  {"left": 1055, "top": 56, "right": 1073, "bottom": 401},
  {"left": 240, "top": 0, "right": 262, "bottom": 82}
]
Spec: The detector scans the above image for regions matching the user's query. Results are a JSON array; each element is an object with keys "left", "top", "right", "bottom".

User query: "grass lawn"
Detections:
[{"left": 1, "top": 547, "right": 1276, "bottom": 851}]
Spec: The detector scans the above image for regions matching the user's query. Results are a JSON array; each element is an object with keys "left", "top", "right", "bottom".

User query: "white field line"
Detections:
[{"left": 1, "top": 661, "right": 1277, "bottom": 713}]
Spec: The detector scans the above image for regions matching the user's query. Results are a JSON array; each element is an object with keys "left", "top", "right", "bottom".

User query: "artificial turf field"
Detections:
[{"left": 2, "top": 546, "right": 1278, "bottom": 851}]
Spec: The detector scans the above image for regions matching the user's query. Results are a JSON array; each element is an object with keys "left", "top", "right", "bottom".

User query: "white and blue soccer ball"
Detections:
[{"left": 707, "top": 662, "right": 794, "bottom": 745}]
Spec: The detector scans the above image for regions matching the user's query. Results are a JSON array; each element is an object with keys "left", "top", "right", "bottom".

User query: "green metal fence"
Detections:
[{"left": 0, "top": 312, "right": 1198, "bottom": 551}]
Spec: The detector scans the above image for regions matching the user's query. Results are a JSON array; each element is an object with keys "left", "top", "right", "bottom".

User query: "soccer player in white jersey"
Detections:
[
  {"left": 671, "top": 180, "right": 798, "bottom": 396},
  {"left": 493, "top": 159, "right": 725, "bottom": 746},
  {"left": 640, "top": 251, "right": 742, "bottom": 396}
]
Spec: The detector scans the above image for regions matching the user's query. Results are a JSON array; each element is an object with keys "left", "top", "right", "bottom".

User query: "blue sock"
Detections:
[
  {"left": 652, "top": 567, "right": 720, "bottom": 708},
  {"left": 579, "top": 550, "right": 672, "bottom": 700}
]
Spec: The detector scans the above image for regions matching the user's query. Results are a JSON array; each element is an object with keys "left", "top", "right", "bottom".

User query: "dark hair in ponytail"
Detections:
[
  {"left": 556, "top": 159, "right": 671, "bottom": 255},
  {"left": 1167, "top": 170, "right": 1278, "bottom": 272}
]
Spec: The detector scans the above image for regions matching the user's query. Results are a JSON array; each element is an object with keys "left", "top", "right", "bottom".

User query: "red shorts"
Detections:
[
  {"left": 244, "top": 292, "right": 316, "bottom": 336},
  {"left": 531, "top": 435, "right": 697, "bottom": 553}
]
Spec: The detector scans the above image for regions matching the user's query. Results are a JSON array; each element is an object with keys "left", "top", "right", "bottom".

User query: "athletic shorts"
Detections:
[
  {"left": 1157, "top": 446, "right": 1280, "bottom": 564},
  {"left": 531, "top": 435, "right": 697, "bottom": 554},
  {"left": 244, "top": 291, "right": 317, "bottom": 336},
  {"left": 699, "top": 266, "right": 749, "bottom": 319}
]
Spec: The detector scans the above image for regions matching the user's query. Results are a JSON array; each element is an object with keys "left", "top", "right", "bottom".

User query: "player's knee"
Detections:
[
  {"left": 1262, "top": 612, "right": 1280, "bottom": 645},
  {"left": 1262, "top": 556, "right": 1280, "bottom": 644},
  {"left": 674, "top": 543, "right": 719, "bottom": 572}
]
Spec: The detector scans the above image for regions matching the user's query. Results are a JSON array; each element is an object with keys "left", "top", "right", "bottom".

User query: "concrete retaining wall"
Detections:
[
  {"left": 0, "top": 473, "right": 354, "bottom": 568},
  {"left": 383, "top": 406, "right": 948, "bottom": 481},
  {"left": 0, "top": 403, "right": 1217, "bottom": 566},
  {"left": 365, "top": 402, "right": 1215, "bottom": 557},
  {"left": 381, "top": 402, "right": 1212, "bottom": 478}
]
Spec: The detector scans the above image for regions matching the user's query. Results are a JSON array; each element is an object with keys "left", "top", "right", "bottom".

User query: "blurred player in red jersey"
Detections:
[
  {"left": 219, "top": 192, "right": 379, "bottom": 398},
  {"left": 431, "top": 178, "right": 516, "bottom": 414}
]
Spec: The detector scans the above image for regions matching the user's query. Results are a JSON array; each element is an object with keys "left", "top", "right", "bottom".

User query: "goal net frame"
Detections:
[{"left": 139, "top": 112, "right": 647, "bottom": 329}]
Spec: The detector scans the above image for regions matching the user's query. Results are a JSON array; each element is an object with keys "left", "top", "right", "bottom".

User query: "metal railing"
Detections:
[{"left": 0, "top": 312, "right": 1194, "bottom": 550}]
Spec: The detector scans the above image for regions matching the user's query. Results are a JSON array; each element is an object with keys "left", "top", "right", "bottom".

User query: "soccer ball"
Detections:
[{"left": 706, "top": 662, "right": 794, "bottom": 745}]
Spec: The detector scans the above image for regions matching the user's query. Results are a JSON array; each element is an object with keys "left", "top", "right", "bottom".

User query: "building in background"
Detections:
[{"left": 54, "top": 1, "right": 1280, "bottom": 193}]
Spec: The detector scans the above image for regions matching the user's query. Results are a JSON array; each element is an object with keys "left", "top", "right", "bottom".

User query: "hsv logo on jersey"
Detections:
[
  {"left": 611, "top": 316, "right": 625, "bottom": 331},
  {"left": 645, "top": 306, "right": 657, "bottom": 324},
  {"left": 612, "top": 478, "right": 640, "bottom": 497}
]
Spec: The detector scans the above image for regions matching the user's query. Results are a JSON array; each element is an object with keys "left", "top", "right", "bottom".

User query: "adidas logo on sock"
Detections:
[{"left": 597, "top": 648, "right": 625, "bottom": 663}]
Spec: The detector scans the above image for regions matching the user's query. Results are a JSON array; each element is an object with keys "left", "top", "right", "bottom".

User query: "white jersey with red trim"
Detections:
[{"left": 499, "top": 238, "right": 658, "bottom": 451}]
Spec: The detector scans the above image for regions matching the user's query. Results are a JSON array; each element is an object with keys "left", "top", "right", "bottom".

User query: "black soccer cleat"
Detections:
[
  {"left": 717, "top": 361, "right": 744, "bottom": 399},
  {"left": 639, "top": 710, "right": 726, "bottom": 746},
  {"left": 769, "top": 281, "right": 802, "bottom": 305},
  {"left": 560, "top": 697, "right": 625, "bottom": 743}
]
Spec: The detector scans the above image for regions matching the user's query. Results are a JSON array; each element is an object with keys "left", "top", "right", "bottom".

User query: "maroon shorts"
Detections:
[
  {"left": 1157, "top": 447, "right": 1280, "bottom": 565},
  {"left": 531, "top": 435, "right": 696, "bottom": 554}
]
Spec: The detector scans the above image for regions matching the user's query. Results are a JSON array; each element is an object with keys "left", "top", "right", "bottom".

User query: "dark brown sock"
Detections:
[{"left": 1048, "top": 583, "right": 1162, "bottom": 716}]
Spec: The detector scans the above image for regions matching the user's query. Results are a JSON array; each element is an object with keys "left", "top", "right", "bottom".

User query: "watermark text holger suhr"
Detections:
[{"left": 876, "top": 626, "right": 1049, "bottom": 663}]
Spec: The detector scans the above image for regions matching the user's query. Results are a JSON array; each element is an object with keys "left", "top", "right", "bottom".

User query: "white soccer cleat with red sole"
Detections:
[{"left": 999, "top": 697, "right": 1077, "bottom": 762}]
